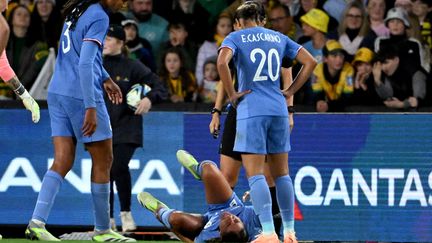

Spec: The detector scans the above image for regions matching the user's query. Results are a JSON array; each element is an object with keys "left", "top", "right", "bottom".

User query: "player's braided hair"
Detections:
[{"left": 62, "top": 0, "right": 100, "bottom": 30}]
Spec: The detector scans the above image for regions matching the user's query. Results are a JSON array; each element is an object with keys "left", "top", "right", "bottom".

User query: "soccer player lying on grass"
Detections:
[{"left": 137, "top": 150, "right": 263, "bottom": 243}]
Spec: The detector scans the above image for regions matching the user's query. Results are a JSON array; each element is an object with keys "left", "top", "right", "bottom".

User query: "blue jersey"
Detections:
[
  {"left": 195, "top": 203, "right": 261, "bottom": 242},
  {"left": 48, "top": 3, "right": 108, "bottom": 104},
  {"left": 220, "top": 27, "right": 301, "bottom": 119}
]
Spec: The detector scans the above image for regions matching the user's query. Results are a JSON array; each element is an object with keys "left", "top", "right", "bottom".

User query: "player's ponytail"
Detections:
[{"left": 62, "top": 0, "right": 100, "bottom": 30}]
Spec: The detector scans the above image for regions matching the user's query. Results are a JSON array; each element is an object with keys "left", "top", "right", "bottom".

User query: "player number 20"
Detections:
[
  {"left": 250, "top": 48, "right": 281, "bottom": 82},
  {"left": 62, "top": 22, "right": 72, "bottom": 54}
]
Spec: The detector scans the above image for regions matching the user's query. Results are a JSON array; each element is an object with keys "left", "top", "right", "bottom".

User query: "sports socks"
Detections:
[
  {"left": 91, "top": 182, "right": 110, "bottom": 231},
  {"left": 31, "top": 170, "right": 64, "bottom": 223},
  {"left": 158, "top": 207, "right": 175, "bottom": 229},
  {"left": 197, "top": 160, "right": 217, "bottom": 177},
  {"left": 248, "top": 174, "right": 275, "bottom": 235},
  {"left": 275, "top": 175, "right": 295, "bottom": 235}
]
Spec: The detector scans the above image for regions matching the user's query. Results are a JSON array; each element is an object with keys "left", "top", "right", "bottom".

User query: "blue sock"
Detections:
[
  {"left": 158, "top": 207, "right": 175, "bottom": 229},
  {"left": 197, "top": 160, "right": 217, "bottom": 177},
  {"left": 32, "top": 170, "right": 64, "bottom": 223},
  {"left": 91, "top": 182, "right": 110, "bottom": 231},
  {"left": 248, "top": 175, "right": 274, "bottom": 235},
  {"left": 275, "top": 175, "right": 295, "bottom": 235}
]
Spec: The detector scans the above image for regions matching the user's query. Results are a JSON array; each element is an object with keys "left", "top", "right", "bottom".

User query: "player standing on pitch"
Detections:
[
  {"left": 217, "top": 1, "right": 316, "bottom": 242},
  {"left": 25, "top": 0, "right": 135, "bottom": 241},
  {"left": 0, "top": 0, "right": 40, "bottom": 123}
]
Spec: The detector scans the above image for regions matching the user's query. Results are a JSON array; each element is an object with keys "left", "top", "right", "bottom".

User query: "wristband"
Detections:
[
  {"left": 288, "top": 106, "right": 295, "bottom": 114},
  {"left": 211, "top": 107, "right": 222, "bottom": 115}
]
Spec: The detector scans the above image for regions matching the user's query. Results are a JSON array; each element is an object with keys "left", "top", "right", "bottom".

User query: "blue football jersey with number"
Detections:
[
  {"left": 220, "top": 26, "right": 302, "bottom": 119},
  {"left": 48, "top": 3, "right": 109, "bottom": 102}
]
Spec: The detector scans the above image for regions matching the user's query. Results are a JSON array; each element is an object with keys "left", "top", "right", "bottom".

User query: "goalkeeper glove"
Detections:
[{"left": 20, "top": 90, "right": 40, "bottom": 123}]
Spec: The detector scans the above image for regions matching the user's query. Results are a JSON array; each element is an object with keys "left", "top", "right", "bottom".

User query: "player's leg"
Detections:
[
  {"left": 86, "top": 139, "right": 135, "bottom": 242},
  {"left": 137, "top": 192, "right": 203, "bottom": 242},
  {"left": 26, "top": 94, "right": 77, "bottom": 241},
  {"left": 264, "top": 162, "right": 282, "bottom": 237},
  {"left": 235, "top": 117, "right": 276, "bottom": 239},
  {"left": 267, "top": 116, "right": 297, "bottom": 243},
  {"left": 220, "top": 155, "right": 242, "bottom": 188},
  {"left": 111, "top": 143, "right": 137, "bottom": 232},
  {"left": 26, "top": 137, "right": 76, "bottom": 241},
  {"left": 219, "top": 108, "right": 242, "bottom": 188},
  {"left": 176, "top": 150, "right": 233, "bottom": 204},
  {"left": 84, "top": 102, "right": 135, "bottom": 242}
]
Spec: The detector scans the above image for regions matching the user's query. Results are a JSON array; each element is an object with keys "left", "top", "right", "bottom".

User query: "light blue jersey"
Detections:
[
  {"left": 220, "top": 26, "right": 302, "bottom": 119},
  {"left": 195, "top": 193, "right": 261, "bottom": 242},
  {"left": 48, "top": 3, "right": 108, "bottom": 104}
]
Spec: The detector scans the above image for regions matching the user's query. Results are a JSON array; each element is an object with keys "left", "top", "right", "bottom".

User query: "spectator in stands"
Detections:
[
  {"left": 296, "top": 8, "right": 328, "bottom": 104},
  {"left": 395, "top": 0, "right": 422, "bottom": 41},
  {"left": 162, "top": 0, "right": 210, "bottom": 45},
  {"left": 323, "top": 0, "right": 348, "bottom": 23},
  {"left": 5, "top": 4, "right": 49, "bottom": 92},
  {"left": 300, "top": 8, "right": 328, "bottom": 63},
  {"left": 367, "top": 0, "right": 390, "bottom": 37},
  {"left": 221, "top": 0, "right": 243, "bottom": 21},
  {"left": 351, "top": 47, "right": 381, "bottom": 106},
  {"left": 278, "top": 0, "right": 300, "bottom": 20},
  {"left": 159, "top": 47, "right": 197, "bottom": 103},
  {"left": 102, "top": 25, "right": 167, "bottom": 233},
  {"left": 0, "top": 0, "right": 40, "bottom": 124},
  {"left": 268, "top": 3, "right": 301, "bottom": 41},
  {"left": 336, "top": 1, "right": 377, "bottom": 61},
  {"left": 137, "top": 150, "right": 262, "bottom": 243},
  {"left": 27, "top": 0, "right": 62, "bottom": 50},
  {"left": 125, "top": 0, "right": 169, "bottom": 62},
  {"left": 412, "top": 0, "right": 432, "bottom": 66},
  {"left": 199, "top": 56, "right": 219, "bottom": 103},
  {"left": 121, "top": 19, "right": 156, "bottom": 72},
  {"left": 311, "top": 40, "right": 354, "bottom": 112},
  {"left": 375, "top": 7, "right": 429, "bottom": 73},
  {"left": 294, "top": 0, "right": 338, "bottom": 37},
  {"left": 195, "top": 13, "right": 232, "bottom": 86},
  {"left": 373, "top": 45, "right": 427, "bottom": 111},
  {"left": 159, "top": 22, "right": 198, "bottom": 73},
  {"left": 197, "top": 0, "right": 229, "bottom": 26}
]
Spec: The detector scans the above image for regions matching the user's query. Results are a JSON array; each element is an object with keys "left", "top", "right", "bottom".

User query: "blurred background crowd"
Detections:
[{"left": 0, "top": 0, "right": 431, "bottom": 112}]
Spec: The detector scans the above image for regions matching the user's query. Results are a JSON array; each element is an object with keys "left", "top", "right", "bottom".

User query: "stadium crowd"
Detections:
[{"left": 0, "top": 0, "right": 431, "bottom": 112}]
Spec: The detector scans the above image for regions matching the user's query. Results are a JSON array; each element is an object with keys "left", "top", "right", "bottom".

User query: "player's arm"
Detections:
[
  {"left": 282, "top": 47, "right": 317, "bottom": 98},
  {"left": 217, "top": 48, "right": 250, "bottom": 107},
  {"left": 281, "top": 67, "right": 294, "bottom": 131},
  {"left": 209, "top": 81, "right": 225, "bottom": 137}
]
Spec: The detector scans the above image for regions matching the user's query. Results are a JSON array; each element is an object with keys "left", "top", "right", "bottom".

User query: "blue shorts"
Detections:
[
  {"left": 234, "top": 116, "right": 290, "bottom": 154},
  {"left": 206, "top": 192, "right": 243, "bottom": 214},
  {"left": 48, "top": 93, "right": 112, "bottom": 143}
]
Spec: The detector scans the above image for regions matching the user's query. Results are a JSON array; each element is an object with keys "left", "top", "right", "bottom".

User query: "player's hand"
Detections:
[
  {"left": 289, "top": 113, "right": 294, "bottom": 132},
  {"left": 135, "top": 97, "right": 151, "bottom": 115},
  {"left": 316, "top": 100, "right": 328, "bottom": 112},
  {"left": 20, "top": 90, "right": 40, "bottom": 123},
  {"left": 281, "top": 87, "right": 293, "bottom": 98},
  {"left": 82, "top": 108, "right": 97, "bottom": 137},
  {"left": 103, "top": 78, "right": 122, "bottom": 105},
  {"left": 229, "top": 90, "right": 251, "bottom": 108},
  {"left": 372, "top": 62, "right": 382, "bottom": 85},
  {"left": 384, "top": 97, "right": 404, "bottom": 109},
  {"left": 209, "top": 114, "right": 220, "bottom": 139}
]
